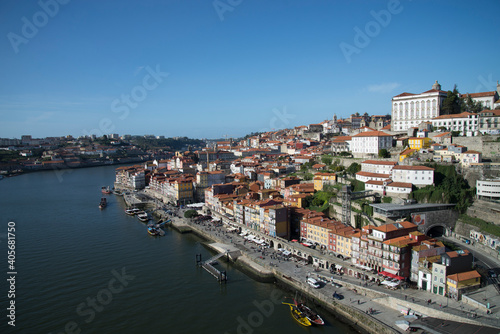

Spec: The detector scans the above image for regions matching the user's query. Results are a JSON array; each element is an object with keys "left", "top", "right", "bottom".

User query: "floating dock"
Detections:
[{"left": 196, "top": 252, "right": 228, "bottom": 283}]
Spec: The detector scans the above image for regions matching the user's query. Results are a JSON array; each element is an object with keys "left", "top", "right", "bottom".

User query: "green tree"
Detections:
[
  {"left": 346, "top": 162, "right": 361, "bottom": 176},
  {"left": 321, "top": 155, "right": 333, "bottom": 165},
  {"left": 462, "top": 95, "right": 484, "bottom": 113},
  {"left": 441, "top": 85, "right": 461, "bottom": 115},
  {"left": 184, "top": 210, "right": 199, "bottom": 218},
  {"left": 378, "top": 149, "right": 390, "bottom": 158}
]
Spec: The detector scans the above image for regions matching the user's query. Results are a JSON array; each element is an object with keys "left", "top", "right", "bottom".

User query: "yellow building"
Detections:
[
  {"left": 313, "top": 176, "right": 323, "bottom": 191},
  {"left": 174, "top": 179, "right": 194, "bottom": 203},
  {"left": 335, "top": 231, "right": 354, "bottom": 259},
  {"left": 313, "top": 172, "right": 337, "bottom": 191},
  {"left": 399, "top": 148, "right": 416, "bottom": 162},
  {"left": 408, "top": 137, "right": 431, "bottom": 150},
  {"left": 446, "top": 270, "right": 481, "bottom": 300}
]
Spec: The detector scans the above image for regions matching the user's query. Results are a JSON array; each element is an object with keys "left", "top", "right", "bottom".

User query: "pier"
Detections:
[{"left": 196, "top": 252, "right": 228, "bottom": 284}]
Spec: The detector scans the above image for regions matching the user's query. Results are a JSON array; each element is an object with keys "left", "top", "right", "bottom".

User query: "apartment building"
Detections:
[
  {"left": 351, "top": 131, "right": 393, "bottom": 157},
  {"left": 391, "top": 165, "right": 434, "bottom": 186},
  {"left": 431, "top": 112, "right": 479, "bottom": 136}
]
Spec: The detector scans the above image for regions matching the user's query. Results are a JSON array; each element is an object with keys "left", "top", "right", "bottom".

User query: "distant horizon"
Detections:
[{"left": 1, "top": 1, "right": 499, "bottom": 139}]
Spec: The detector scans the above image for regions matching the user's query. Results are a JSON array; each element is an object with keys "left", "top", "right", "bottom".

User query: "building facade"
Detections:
[{"left": 392, "top": 81, "right": 447, "bottom": 132}]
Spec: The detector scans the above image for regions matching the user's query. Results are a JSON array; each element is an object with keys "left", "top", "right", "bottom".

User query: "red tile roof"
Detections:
[
  {"left": 361, "top": 160, "right": 398, "bottom": 166},
  {"left": 356, "top": 171, "right": 391, "bottom": 178},
  {"left": 393, "top": 165, "right": 434, "bottom": 171},
  {"left": 462, "top": 91, "right": 496, "bottom": 98},
  {"left": 353, "top": 131, "right": 393, "bottom": 137},
  {"left": 432, "top": 112, "right": 476, "bottom": 120}
]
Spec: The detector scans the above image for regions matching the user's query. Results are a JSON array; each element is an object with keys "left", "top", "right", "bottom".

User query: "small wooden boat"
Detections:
[
  {"left": 282, "top": 303, "right": 311, "bottom": 327},
  {"left": 99, "top": 198, "right": 107, "bottom": 209},
  {"left": 147, "top": 226, "right": 164, "bottom": 236},
  {"left": 101, "top": 186, "right": 111, "bottom": 194},
  {"left": 294, "top": 300, "right": 324, "bottom": 325}
]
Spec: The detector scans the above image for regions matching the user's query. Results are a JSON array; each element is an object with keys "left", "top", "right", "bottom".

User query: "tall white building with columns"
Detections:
[{"left": 392, "top": 81, "right": 447, "bottom": 132}]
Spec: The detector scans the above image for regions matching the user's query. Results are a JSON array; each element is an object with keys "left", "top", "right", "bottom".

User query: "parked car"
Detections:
[{"left": 333, "top": 292, "right": 344, "bottom": 300}]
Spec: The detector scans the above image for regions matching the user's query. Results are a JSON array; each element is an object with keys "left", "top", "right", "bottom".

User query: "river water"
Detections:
[{"left": 0, "top": 165, "right": 357, "bottom": 334}]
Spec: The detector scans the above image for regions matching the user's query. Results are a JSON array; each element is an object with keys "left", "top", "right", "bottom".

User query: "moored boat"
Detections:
[
  {"left": 125, "top": 208, "right": 141, "bottom": 215},
  {"left": 294, "top": 300, "right": 324, "bottom": 325},
  {"left": 137, "top": 211, "right": 149, "bottom": 222},
  {"left": 282, "top": 303, "right": 311, "bottom": 327},
  {"left": 101, "top": 186, "right": 111, "bottom": 194},
  {"left": 99, "top": 197, "right": 107, "bottom": 209},
  {"left": 147, "top": 226, "right": 164, "bottom": 236}
]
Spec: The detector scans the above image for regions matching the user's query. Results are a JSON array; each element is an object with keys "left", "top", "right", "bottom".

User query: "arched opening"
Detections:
[
  {"left": 277, "top": 243, "right": 283, "bottom": 249},
  {"left": 427, "top": 225, "right": 446, "bottom": 238},
  {"left": 307, "top": 256, "right": 313, "bottom": 264},
  {"left": 269, "top": 240, "right": 274, "bottom": 248}
]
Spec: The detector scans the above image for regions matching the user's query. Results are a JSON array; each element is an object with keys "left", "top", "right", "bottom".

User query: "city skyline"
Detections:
[{"left": 1, "top": 0, "right": 499, "bottom": 139}]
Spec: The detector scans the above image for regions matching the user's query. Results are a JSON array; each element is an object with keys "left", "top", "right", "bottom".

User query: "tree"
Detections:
[
  {"left": 441, "top": 85, "right": 461, "bottom": 115},
  {"left": 346, "top": 162, "right": 361, "bottom": 176},
  {"left": 462, "top": 95, "right": 484, "bottom": 113},
  {"left": 378, "top": 149, "right": 390, "bottom": 158},
  {"left": 184, "top": 210, "right": 199, "bottom": 218},
  {"left": 321, "top": 155, "right": 333, "bottom": 165}
]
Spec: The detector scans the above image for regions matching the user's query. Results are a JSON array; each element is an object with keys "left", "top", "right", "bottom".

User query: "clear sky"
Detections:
[{"left": 1, "top": 0, "right": 499, "bottom": 139}]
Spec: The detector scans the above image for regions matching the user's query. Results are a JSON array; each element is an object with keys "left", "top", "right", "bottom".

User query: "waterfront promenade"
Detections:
[{"left": 127, "top": 191, "right": 500, "bottom": 333}]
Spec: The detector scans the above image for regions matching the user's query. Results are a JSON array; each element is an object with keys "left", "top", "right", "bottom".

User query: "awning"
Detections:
[{"left": 379, "top": 271, "right": 405, "bottom": 280}]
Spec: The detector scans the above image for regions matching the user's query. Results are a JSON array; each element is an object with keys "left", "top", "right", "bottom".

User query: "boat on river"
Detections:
[
  {"left": 147, "top": 226, "right": 164, "bottom": 236},
  {"left": 125, "top": 208, "right": 141, "bottom": 215},
  {"left": 294, "top": 300, "right": 324, "bottom": 325},
  {"left": 137, "top": 211, "right": 150, "bottom": 222},
  {"left": 99, "top": 198, "right": 107, "bottom": 209},
  {"left": 282, "top": 303, "right": 311, "bottom": 327},
  {"left": 101, "top": 186, "right": 111, "bottom": 194}
]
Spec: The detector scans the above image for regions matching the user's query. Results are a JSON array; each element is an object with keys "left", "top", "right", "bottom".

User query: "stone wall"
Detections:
[
  {"left": 466, "top": 200, "right": 500, "bottom": 224},
  {"left": 452, "top": 135, "right": 500, "bottom": 158}
]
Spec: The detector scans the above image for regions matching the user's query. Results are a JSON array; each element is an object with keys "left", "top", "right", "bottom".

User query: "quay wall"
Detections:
[
  {"left": 175, "top": 219, "right": 399, "bottom": 334},
  {"left": 274, "top": 274, "right": 398, "bottom": 334}
]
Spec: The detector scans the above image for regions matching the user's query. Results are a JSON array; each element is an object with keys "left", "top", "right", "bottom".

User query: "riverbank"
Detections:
[
  {"left": 0, "top": 157, "right": 147, "bottom": 177},
  {"left": 135, "top": 191, "right": 499, "bottom": 333},
  {"left": 155, "top": 209, "right": 398, "bottom": 334}
]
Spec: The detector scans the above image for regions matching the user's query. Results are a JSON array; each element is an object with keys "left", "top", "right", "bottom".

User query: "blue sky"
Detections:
[{"left": 1, "top": 0, "right": 499, "bottom": 139}]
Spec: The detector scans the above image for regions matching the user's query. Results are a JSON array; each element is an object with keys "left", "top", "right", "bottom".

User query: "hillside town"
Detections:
[
  {"left": 2, "top": 81, "right": 500, "bottom": 305},
  {"left": 107, "top": 81, "right": 500, "bottom": 309}
]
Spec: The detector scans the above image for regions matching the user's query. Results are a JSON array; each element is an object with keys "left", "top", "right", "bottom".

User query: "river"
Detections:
[{"left": 0, "top": 165, "right": 357, "bottom": 334}]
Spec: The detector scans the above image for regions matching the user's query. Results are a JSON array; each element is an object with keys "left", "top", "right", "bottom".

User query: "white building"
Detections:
[
  {"left": 360, "top": 160, "right": 398, "bottom": 174},
  {"left": 477, "top": 179, "right": 500, "bottom": 202},
  {"left": 431, "top": 112, "right": 479, "bottom": 136},
  {"left": 461, "top": 151, "right": 482, "bottom": 168},
  {"left": 355, "top": 172, "right": 391, "bottom": 183},
  {"left": 478, "top": 109, "right": 500, "bottom": 135},
  {"left": 350, "top": 131, "right": 393, "bottom": 158},
  {"left": 391, "top": 165, "right": 434, "bottom": 186},
  {"left": 365, "top": 180, "right": 412, "bottom": 195},
  {"left": 392, "top": 81, "right": 447, "bottom": 132},
  {"left": 461, "top": 82, "right": 500, "bottom": 110}
]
